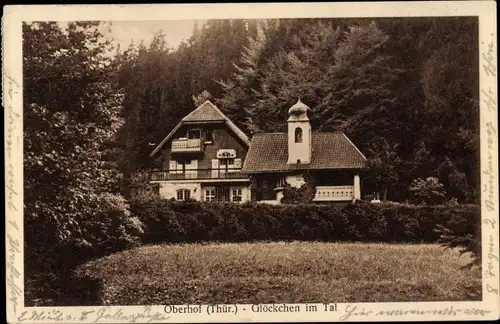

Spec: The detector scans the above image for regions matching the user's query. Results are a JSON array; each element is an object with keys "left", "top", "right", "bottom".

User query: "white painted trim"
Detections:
[{"left": 149, "top": 122, "right": 183, "bottom": 157}]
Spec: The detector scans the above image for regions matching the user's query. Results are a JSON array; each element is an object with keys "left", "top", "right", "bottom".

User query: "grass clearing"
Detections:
[{"left": 74, "top": 242, "right": 481, "bottom": 305}]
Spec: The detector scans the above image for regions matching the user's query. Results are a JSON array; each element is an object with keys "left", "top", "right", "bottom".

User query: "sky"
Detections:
[{"left": 101, "top": 20, "right": 203, "bottom": 51}]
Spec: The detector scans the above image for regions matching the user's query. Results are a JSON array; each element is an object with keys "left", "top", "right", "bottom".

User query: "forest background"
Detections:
[{"left": 23, "top": 17, "right": 480, "bottom": 278}]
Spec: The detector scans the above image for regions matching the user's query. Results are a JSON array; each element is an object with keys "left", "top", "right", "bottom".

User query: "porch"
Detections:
[{"left": 251, "top": 171, "right": 361, "bottom": 203}]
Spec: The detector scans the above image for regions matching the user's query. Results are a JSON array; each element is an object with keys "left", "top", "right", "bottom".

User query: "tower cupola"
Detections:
[{"left": 287, "top": 98, "right": 312, "bottom": 164}]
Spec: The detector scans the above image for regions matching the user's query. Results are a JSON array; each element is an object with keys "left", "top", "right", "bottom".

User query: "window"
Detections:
[
  {"left": 205, "top": 130, "right": 214, "bottom": 142},
  {"left": 176, "top": 189, "right": 191, "bottom": 201},
  {"left": 187, "top": 129, "right": 201, "bottom": 139},
  {"left": 232, "top": 188, "right": 242, "bottom": 202},
  {"left": 295, "top": 127, "right": 303, "bottom": 143},
  {"left": 205, "top": 189, "right": 215, "bottom": 202},
  {"left": 220, "top": 158, "right": 235, "bottom": 170}
]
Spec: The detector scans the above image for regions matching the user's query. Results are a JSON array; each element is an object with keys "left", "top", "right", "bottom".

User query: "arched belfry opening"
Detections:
[{"left": 295, "top": 127, "right": 303, "bottom": 143}]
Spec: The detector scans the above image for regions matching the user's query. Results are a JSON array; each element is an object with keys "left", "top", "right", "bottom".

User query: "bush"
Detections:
[
  {"left": 78, "top": 193, "right": 144, "bottom": 259},
  {"left": 25, "top": 193, "right": 145, "bottom": 306},
  {"left": 409, "top": 177, "right": 447, "bottom": 204},
  {"left": 132, "top": 199, "right": 480, "bottom": 244}
]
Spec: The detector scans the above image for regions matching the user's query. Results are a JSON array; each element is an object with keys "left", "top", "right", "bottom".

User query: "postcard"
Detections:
[{"left": 3, "top": 1, "right": 499, "bottom": 323}]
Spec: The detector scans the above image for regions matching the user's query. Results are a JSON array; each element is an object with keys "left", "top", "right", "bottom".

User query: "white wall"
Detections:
[
  {"left": 159, "top": 182, "right": 251, "bottom": 203},
  {"left": 285, "top": 173, "right": 305, "bottom": 188},
  {"left": 287, "top": 122, "right": 312, "bottom": 164},
  {"left": 159, "top": 182, "right": 202, "bottom": 200}
]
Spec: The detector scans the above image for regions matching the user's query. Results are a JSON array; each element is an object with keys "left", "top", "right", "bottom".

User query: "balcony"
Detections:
[
  {"left": 171, "top": 138, "right": 203, "bottom": 153},
  {"left": 313, "top": 185, "right": 354, "bottom": 202},
  {"left": 151, "top": 169, "right": 249, "bottom": 181}
]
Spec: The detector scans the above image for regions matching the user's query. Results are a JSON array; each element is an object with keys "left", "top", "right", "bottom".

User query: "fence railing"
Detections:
[
  {"left": 313, "top": 185, "right": 354, "bottom": 201},
  {"left": 151, "top": 169, "right": 249, "bottom": 181},
  {"left": 171, "top": 138, "right": 203, "bottom": 152}
]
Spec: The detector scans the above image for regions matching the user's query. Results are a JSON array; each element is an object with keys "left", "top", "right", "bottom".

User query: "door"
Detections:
[{"left": 215, "top": 185, "right": 230, "bottom": 202}]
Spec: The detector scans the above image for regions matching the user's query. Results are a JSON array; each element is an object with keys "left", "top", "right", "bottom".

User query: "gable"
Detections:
[
  {"left": 182, "top": 101, "right": 226, "bottom": 122},
  {"left": 150, "top": 100, "right": 249, "bottom": 157}
]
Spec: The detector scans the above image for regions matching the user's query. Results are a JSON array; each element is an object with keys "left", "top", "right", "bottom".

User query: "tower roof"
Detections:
[{"left": 288, "top": 98, "right": 311, "bottom": 116}]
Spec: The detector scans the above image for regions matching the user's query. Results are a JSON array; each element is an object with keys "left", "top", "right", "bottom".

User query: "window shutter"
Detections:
[
  {"left": 211, "top": 159, "right": 219, "bottom": 178},
  {"left": 234, "top": 158, "right": 242, "bottom": 169},
  {"left": 177, "top": 162, "right": 184, "bottom": 172},
  {"left": 185, "top": 160, "right": 198, "bottom": 179}
]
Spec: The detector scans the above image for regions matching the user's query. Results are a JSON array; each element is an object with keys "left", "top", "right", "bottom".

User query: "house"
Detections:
[
  {"left": 149, "top": 100, "right": 251, "bottom": 202},
  {"left": 242, "top": 98, "right": 368, "bottom": 204},
  {"left": 149, "top": 99, "right": 368, "bottom": 203}
]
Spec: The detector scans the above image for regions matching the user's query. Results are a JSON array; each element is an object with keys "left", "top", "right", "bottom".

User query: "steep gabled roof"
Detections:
[
  {"left": 150, "top": 100, "right": 250, "bottom": 157},
  {"left": 242, "top": 132, "right": 367, "bottom": 173},
  {"left": 182, "top": 101, "right": 227, "bottom": 122}
]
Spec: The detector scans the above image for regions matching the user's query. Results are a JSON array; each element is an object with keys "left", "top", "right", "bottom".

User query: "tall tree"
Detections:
[{"left": 23, "top": 21, "right": 139, "bottom": 265}]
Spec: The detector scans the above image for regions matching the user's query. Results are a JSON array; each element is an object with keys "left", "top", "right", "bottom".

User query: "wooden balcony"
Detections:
[
  {"left": 313, "top": 185, "right": 354, "bottom": 201},
  {"left": 171, "top": 138, "right": 203, "bottom": 153},
  {"left": 151, "top": 169, "right": 249, "bottom": 181}
]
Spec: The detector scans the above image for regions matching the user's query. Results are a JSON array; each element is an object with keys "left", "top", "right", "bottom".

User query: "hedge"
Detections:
[{"left": 131, "top": 199, "right": 480, "bottom": 244}]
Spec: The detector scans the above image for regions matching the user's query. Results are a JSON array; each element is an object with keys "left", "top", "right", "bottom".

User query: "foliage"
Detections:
[
  {"left": 409, "top": 177, "right": 447, "bottom": 204},
  {"left": 434, "top": 222, "right": 481, "bottom": 269},
  {"left": 23, "top": 21, "right": 125, "bottom": 251},
  {"left": 192, "top": 90, "right": 212, "bottom": 106},
  {"left": 132, "top": 199, "right": 480, "bottom": 244},
  {"left": 110, "top": 17, "right": 480, "bottom": 204},
  {"left": 213, "top": 18, "right": 479, "bottom": 203},
  {"left": 78, "top": 193, "right": 144, "bottom": 257},
  {"left": 126, "top": 170, "right": 160, "bottom": 204},
  {"left": 117, "top": 20, "right": 259, "bottom": 175},
  {"left": 281, "top": 173, "right": 317, "bottom": 204},
  {"left": 23, "top": 21, "right": 144, "bottom": 303}
]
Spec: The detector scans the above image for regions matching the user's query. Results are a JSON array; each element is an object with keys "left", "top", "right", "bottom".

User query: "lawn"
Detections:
[{"left": 73, "top": 242, "right": 481, "bottom": 305}]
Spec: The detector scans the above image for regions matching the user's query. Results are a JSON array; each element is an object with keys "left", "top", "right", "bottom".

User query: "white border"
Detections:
[{"left": 4, "top": 2, "right": 499, "bottom": 323}]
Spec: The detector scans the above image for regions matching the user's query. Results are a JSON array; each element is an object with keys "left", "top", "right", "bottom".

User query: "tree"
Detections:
[
  {"left": 216, "top": 20, "right": 267, "bottom": 134},
  {"left": 192, "top": 90, "right": 212, "bottom": 106},
  {"left": 366, "top": 140, "right": 402, "bottom": 201},
  {"left": 409, "top": 177, "right": 447, "bottom": 205},
  {"left": 23, "top": 21, "right": 142, "bottom": 272}
]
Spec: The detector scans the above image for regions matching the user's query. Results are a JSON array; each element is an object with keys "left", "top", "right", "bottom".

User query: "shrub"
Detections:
[
  {"left": 133, "top": 199, "right": 479, "bottom": 244},
  {"left": 25, "top": 193, "right": 145, "bottom": 306},
  {"left": 78, "top": 193, "right": 144, "bottom": 259},
  {"left": 281, "top": 172, "right": 317, "bottom": 204},
  {"left": 409, "top": 177, "right": 447, "bottom": 204}
]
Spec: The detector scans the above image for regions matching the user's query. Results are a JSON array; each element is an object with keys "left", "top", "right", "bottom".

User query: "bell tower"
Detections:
[{"left": 287, "top": 98, "right": 312, "bottom": 164}]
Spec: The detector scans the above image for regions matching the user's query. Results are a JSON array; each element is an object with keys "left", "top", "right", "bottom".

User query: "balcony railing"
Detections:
[
  {"left": 313, "top": 185, "right": 354, "bottom": 201},
  {"left": 171, "top": 138, "right": 203, "bottom": 153},
  {"left": 151, "top": 169, "right": 249, "bottom": 181}
]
